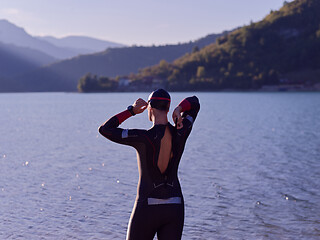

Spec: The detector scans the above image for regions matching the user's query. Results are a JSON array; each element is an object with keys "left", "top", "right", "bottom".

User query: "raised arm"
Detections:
[
  {"left": 98, "top": 98, "right": 147, "bottom": 146},
  {"left": 172, "top": 96, "right": 200, "bottom": 130}
]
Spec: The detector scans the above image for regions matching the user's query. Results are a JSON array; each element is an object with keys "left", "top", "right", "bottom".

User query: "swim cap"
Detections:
[{"left": 148, "top": 89, "right": 171, "bottom": 111}]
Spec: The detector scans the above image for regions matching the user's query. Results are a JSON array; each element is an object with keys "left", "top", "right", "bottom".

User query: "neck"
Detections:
[{"left": 152, "top": 114, "right": 168, "bottom": 126}]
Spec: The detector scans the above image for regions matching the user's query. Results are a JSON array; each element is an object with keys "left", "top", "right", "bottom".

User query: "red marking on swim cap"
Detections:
[{"left": 150, "top": 97, "right": 171, "bottom": 102}]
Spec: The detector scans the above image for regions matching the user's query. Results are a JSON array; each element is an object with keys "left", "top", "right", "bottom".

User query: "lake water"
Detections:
[{"left": 0, "top": 92, "right": 319, "bottom": 240}]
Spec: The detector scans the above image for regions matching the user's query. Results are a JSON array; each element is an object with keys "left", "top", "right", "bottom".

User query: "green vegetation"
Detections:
[
  {"left": 77, "top": 73, "right": 117, "bottom": 92},
  {"left": 83, "top": 0, "right": 320, "bottom": 92}
]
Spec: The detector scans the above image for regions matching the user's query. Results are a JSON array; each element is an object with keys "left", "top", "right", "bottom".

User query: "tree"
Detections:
[
  {"left": 77, "top": 73, "right": 117, "bottom": 92},
  {"left": 192, "top": 46, "right": 199, "bottom": 53},
  {"left": 78, "top": 73, "right": 98, "bottom": 92},
  {"left": 159, "top": 60, "right": 169, "bottom": 69},
  {"left": 102, "top": 0, "right": 320, "bottom": 91},
  {"left": 196, "top": 66, "right": 206, "bottom": 78}
]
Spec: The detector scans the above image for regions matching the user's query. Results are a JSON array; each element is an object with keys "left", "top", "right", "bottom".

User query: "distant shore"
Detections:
[{"left": 77, "top": 84, "right": 320, "bottom": 93}]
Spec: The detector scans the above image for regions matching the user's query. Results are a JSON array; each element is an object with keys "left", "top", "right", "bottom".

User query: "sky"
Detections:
[{"left": 0, "top": 0, "right": 294, "bottom": 46}]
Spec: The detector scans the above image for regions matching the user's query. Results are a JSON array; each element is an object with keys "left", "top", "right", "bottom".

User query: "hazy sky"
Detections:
[{"left": 1, "top": 0, "right": 293, "bottom": 46}]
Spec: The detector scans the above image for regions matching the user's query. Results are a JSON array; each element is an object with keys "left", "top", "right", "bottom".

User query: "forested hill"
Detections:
[
  {"left": 125, "top": 0, "right": 320, "bottom": 91},
  {"left": 13, "top": 31, "right": 229, "bottom": 92},
  {"left": 0, "top": 42, "right": 57, "bottom": 92}
]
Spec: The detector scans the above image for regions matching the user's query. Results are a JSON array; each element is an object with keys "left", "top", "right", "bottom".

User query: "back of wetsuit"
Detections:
[{"left": 99, "top": 95, "right": 200, "bottom": 240}]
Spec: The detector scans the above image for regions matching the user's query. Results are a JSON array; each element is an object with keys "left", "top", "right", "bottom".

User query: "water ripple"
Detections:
[{"left": 0, "top": 92, "right": 320, "bottom": 239}]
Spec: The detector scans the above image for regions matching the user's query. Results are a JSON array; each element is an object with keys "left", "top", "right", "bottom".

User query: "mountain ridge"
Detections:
[
  {"left": 11, "top": 30, "right": 231, "bottom": 92},
  {"left": 37, "top": 35, "right": 126, "bottom": 55},
  {"left": 0, "top": 41, "right": 56, "bottom": 77},
  {"left": 0, "top": 19, "right": 126, "bottom": 59},
  {"left": 0, "top": 19, "right": 77, "bottom": 59},
  {"left": 118, "top": 0, "right": 320, "bottom": 91}
]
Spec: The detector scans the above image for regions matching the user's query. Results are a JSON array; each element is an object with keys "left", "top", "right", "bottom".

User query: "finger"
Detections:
[
  {"left": 172, "top": 111, "right": 178, "bottom": 121},
  {"left": 173, "top": 115, "right": 177, "bottom": 123},
  {"left": 134, "top": 98, "right": 143, "bottom": 105},
  {"left": 137, "top": 99, "right": 147, "bottom": 106},
  {"left": 141, "top": 99, "right": 147, "bottom": 104},
  {"left": 135, "top": 100, "right": 145, "bottom": 107},
  {"left": 174, "top": 112, "right": 181, "bottom": 120}
]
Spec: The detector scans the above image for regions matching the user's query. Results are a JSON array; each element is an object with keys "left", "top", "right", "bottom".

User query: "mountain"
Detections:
[
  {"left": 0, "top": 41, "right": 56, "bottom": 78},
  {"left": 0, "top": 19, "right": 125, "bottom": 60},
  {"left": 0, "top": 19, "right": 78, "bottom": 60},
  {"left": 12, "top": 31, "right": 229, "bottom": 92},
  {"left": 123, "top": 0, "right": 320, "bottom": 91},
  {"left": 0, "top": 19, "right": 128, "bottom": 91},
  {"left": 0, "top": 76, "right": 22, "bottom": 92},
  {"left": 0, "top": 41, "right": 56, "bottom": 92},
  {"left": 37, "top": 36, "right": 126, "bottom": 55}
]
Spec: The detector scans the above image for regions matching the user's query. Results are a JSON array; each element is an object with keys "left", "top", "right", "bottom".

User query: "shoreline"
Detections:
[{"left": 1, "top": 89, "right": 320, "bottom": 94}]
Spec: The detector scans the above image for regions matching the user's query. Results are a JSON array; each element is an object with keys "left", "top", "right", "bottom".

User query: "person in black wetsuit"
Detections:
[{"left": 99, "top": 89, "right": 200, "bottom": 240}]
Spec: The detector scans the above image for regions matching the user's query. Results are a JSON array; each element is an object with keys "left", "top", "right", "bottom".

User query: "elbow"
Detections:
[
  {"left": 99, "top": 125, "right": 111, "bottom": 138},
  {"left": 192, "top": 95, "right": 199, "bottom": 103},
  {"left": 191, "top": 96, "right": 200, "bottom": 112},
  {"left": 98, "top": 125, "right": 105, "bottom": 135}
]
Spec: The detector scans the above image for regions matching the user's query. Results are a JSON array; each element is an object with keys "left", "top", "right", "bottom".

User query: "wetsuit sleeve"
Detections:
[
  {"left": 176, "top": 96, "right": 200, "bottom": 138},
  {"left": 178, "top": 96, "right": 200, "bottom": 122},
  {"left": 98, "top": 109, "right": 145, "bottom": 148}
]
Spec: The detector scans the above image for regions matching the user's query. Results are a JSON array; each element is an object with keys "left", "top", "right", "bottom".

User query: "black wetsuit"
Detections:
[{"left": 99, "top": 96, "right": 200, "bottom": 240}]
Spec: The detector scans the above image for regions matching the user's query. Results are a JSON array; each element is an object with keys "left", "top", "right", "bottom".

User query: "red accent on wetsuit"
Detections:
[
  {"left": 178, "top": 98, "right": 191, "bottom": 112},
  {"left": 99, "top": 96, "right": 200, "bottom": 240},
  {"left": 115, "top": 110, "right": 132, "bottom": 124}
]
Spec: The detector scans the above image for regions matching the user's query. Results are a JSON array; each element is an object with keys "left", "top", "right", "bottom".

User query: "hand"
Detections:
[
  {"left": 172, "top": 106, "right": 183, "bottom": 129},
  {"left": 132, "top": 98, "right": 147, "bottom": 114}
]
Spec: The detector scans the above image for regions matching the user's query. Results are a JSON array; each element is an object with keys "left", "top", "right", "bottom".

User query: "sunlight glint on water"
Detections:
[{"left": 0, "top": 92, "right": 319, "bottom": 240}]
